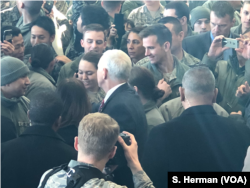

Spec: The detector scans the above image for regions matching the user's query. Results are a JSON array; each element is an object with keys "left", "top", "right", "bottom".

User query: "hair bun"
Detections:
[{"left": 152, "top": 87, "right": 165, "bottom": 101}]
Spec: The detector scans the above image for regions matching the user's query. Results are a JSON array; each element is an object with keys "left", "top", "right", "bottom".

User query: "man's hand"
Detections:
[
  {"left": 118, "top": 131, "right": 143, "bottom": 175},
  {"left": 157, "top": 79, "right": 172, "bottom": 101},
  {"left": 208, "top": 35, "right": 229, "bottom": 61},
  {"left": 230, "top": 111, "right": 242, "bottom": 116},
  {"left": 235, "top": 35, "right": 250, "bottom": 60},
  {"left": 235, "top": 81, "right": 250, "bottom": 98},
  {"left": 55, "top": 55, "right": 71, "bottom": 64},
  {"left": 1, "top": 40, "right": 15, "bottom": 56}
]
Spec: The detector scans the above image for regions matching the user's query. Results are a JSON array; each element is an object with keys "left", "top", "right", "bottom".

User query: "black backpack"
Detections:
[{"left": 40, "top": 163, "right": 107, "bottom": 188}]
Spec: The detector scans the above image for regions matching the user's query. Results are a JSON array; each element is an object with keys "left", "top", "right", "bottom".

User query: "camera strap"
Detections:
[{"left": 40, "top": 163, "right": 106, "bottom": 188}]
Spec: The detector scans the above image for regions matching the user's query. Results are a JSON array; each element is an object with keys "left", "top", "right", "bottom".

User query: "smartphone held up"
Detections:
[{"left": 222, "top": 38, "right": 239, "bottom": 48}]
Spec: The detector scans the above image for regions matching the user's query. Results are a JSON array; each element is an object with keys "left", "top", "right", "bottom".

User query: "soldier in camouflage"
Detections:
[
  {"left": 136, "top": 24, "right": 189, "bottom": 103},
  {"left": 158, "top": 17, "right": 200, "bottom": 67},
  {"left": 164, "top": 1, "right": 197, "bottom": 38},
  {"left": 65, "top": 0, "right": 110, "bottom": 60},
  {"left": 38, "top": 113, "right": 155, "bottom": 188},
  {"left": 128, "top": 0, "right": 164, "bottom": 27},
  {"left": 122, "top": 0, "right": 166, "bottom": 20}
]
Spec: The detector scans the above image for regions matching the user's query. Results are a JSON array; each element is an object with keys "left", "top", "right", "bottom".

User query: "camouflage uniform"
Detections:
[
  {"left": 38, "top": 160, "right": 155, "bottom": 188},
  {"left": 128, "top": 4, "right": 165, "bottom": 26},
  {"left": 88, "top": 88, "right": 106, "bottom": 105},
  {"left": 55, "top": 0, "right": 69, "bottom": 16},
  {"left": 65, "top": 1, "right": 101, "bottom": 60},
  {"left": 137, "top": 56, "right": 189, "bottom": 103},
  {"left": 181, "top": 50, "right": 200, "bottom": 66},
  {"left": 1, "top": 5, "right": 20, "bottom": 27},
  {"left": 122, "top": 1, "right": 166, "bottom": 20},
  {"left": 0, "top": 0, "right": 11, "bottom": 11}
]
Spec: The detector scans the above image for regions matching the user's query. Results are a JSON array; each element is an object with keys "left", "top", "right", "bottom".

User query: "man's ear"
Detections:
[
  {"left": 163, "top": 41, "right": 171, "bottom": 52},
  {"left": 103, "top": 41, "right": 107, "bottom": 51},
  {"left": 103, "top": 68, "right": 108, "bottom": 80},
  {"left": 212, "top": 88, "right": 218, "bottom": 103},
  {"left": 101, "top": 1, "right": 104, "bottom": 7},
  {"left": 20, "top": 1, "right": 24, "bottom": 9},
  {"left": 50, "top": 34, "right": 55, "bottom": 43},
  {"left": 80, "top": 39, "right": 84, "bottom": 48},
  {"left": 179, "top": 16, "right": 187, "bottom": 26},
  {"left": 74, "top": 137, "right": 79, "bottom": 151},
  {"left": 179, "top": 31, "right": 185, "bottom": 41},
  {"left": 109, "top": 146, "right": 117, "bottom": 159},
  {"left": 179, "top": 87, "right": 185, "bottom": 102},
  {"left": 29, "top": 57, "right": 32, "bottom": 64}
]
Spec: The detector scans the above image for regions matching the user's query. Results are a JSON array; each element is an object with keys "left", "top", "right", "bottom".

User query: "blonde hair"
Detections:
[{"left": 78, "top": 113, "right": 120, "bottom": 161}]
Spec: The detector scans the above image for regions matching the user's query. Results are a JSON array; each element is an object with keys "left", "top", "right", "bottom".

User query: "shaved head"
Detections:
[
  {"left": 182, "top": 66, "right": 215, "bottom": 100},
  {"left": 22, "top": 1, "right": 43, "bottom": 16}
]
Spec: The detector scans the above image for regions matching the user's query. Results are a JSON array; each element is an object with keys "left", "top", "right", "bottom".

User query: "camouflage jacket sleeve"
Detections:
[{"left": 82, "top": 170, "right": 155, "bottom": 188}]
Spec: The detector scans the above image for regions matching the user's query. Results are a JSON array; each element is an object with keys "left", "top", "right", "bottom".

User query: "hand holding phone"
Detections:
[
  {"left": 1, "top": 40, "right": 15, "bottom": 56},
  {"left": 222, "top": 38, "right": 239, "bottom": 48}
]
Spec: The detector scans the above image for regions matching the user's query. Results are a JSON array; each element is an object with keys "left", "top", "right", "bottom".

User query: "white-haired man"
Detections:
[{"left": 96, "top": 49, "right": 147, "bottom": 187}]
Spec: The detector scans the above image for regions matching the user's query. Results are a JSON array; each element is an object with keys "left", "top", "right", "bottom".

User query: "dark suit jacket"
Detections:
[
  {"left": 100, "top": 83, "right": 148, "bottom": 187},
  {"left": 142, "top": 105, "right": 250, "bottom": 188},
  {"left": 182, "top": 31, "right": 212, "bottom": 60},
  {"left": 1, "top": 125, "right": 77, "bottom": 188}
]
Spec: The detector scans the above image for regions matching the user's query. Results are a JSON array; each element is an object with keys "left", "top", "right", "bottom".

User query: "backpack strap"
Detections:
[
  {"left": 66, "top": 165, "right": 105, "bottom": 188},
  {"left": 40, "top": 163, "right": 68, "bottom": 188}
]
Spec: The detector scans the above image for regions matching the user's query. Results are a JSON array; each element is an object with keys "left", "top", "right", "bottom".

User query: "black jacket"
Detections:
[
  {"left": 142, "top": 105, "right": 250, "bottom": 188},
  {"left": 182, "top": 31, "right": 212, "bottom": 60},
  {"left": 98, "top": 83, "right": 148, "bottom": 187},
  {"left": 1, "top": 116, "right": 16, "bottom": 143},
  {"left": 1, "top": 125, "right": 77, "bottom": 188}
]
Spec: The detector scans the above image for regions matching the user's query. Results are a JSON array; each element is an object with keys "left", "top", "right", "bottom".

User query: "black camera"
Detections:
[{"left": 106, "top": 133, "right": 130, "bottom": 166}]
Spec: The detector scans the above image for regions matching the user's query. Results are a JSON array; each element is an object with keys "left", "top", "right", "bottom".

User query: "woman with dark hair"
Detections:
[
  {"left": 25, "top": 43, "right": 56, "bottom": 99},
  {"left": 57, "top": 78, "right": 91, "bottom": 147},
  {"left": 128, "top": 66, "right": 165, "bottom": 133},
  {"left": 77, "top": 51, "right": 105, "bottom": 105}
]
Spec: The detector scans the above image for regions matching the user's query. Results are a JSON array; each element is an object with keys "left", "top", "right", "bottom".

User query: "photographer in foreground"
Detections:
[{"left": 38, "top": 113, "right": 155, "bottom": 188}]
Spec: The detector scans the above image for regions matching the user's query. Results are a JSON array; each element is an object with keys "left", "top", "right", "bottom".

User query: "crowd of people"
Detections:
[{"left": 1, "top": 1, "right": 250, "bottom": 188}]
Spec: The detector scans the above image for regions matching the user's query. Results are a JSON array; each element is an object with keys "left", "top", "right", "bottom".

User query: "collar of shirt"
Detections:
[
  {"left": 68, "top": 160, "right": 95, "bottom": 168},
  {"left": 104, "top": 82, "right": 126, "bottom": 103}
]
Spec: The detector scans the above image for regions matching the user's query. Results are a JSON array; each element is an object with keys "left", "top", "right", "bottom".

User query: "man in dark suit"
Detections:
[
  {"left": 97, "top": 49, "right": 148, "bottom": 187},
  {"left": 1, "top": 91, "right": 77, "bottom": 188},
  {"left": 142, "top": 66, "right": 250, "bottom": 188},
  {"left": 183, "top": 1, "right": 237, "bottom": 60}
]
